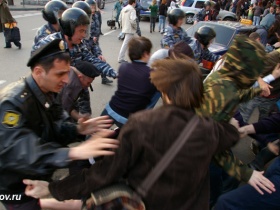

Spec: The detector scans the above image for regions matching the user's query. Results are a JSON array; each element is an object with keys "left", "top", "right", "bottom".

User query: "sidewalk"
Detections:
[
  {"left": 9, "top": 0, "right": 116, "bottom": 11},
  {"left": 9, "top": 0, "right": 45, "bottom": 11}
]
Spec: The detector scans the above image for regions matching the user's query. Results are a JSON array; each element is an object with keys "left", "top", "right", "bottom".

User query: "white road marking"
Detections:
[
  {"left": 103, "top": 30, "right": 116, "bottom": 36},
  {"left": 13, "top": 12, "right": 41, "bottom": 19},
  {"left": 32, "top": 27, "right": 39, "bottom": 31},
  {"left": 0, "top": 80, "right": 6, "bottom": 85}
]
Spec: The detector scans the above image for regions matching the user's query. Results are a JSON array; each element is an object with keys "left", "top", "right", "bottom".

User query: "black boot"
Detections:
[
  {"left": 4, "top": 42, "right": 11, "bottom": 48},
  {"left": 248, "top": 147, "right": 277, "bottom": 171},
  {"left": 101, "top": 75, "right": 113, "bottom": 85}
]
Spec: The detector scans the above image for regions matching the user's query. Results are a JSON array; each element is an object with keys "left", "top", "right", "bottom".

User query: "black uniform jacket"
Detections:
[{"left": 0, "top": 75, "right": 77, "bottom": 204}]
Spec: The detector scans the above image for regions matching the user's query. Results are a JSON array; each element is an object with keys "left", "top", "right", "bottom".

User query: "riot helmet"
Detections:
[
  {"left": 85, "top": 0, "right": 96, "bottom": 6},
  {"left": 72, "top": 1, "right": 92, "bottom": 18},
  {"left": 42, "top": 0, "right": 68, "bottom": 24},
  {"left": 168, "top": 8, "right": 185, "bottom": 25},
  {"left": 204, "top": 1, "right": 212, "bottom": 7},
  {"left": 59, "top": 8, "right": 90, "bottom": 37},
  {"left": 194, "top": 26, "right": 216, "bottom": 46}
]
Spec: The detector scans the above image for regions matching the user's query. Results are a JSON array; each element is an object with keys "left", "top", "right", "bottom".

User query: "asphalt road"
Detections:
[{"left": 0, "top": 3, "right": 257, "bottom": 209}]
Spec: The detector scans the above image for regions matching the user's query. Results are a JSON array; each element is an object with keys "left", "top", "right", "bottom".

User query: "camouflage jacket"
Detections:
[
  {"left": 84, "top": 38, "right": 102, "bottom": 57},
  {"left": 32, "top": 32, "right": 117, "bottom": 78},
  {"left": 90, "top": 13, "right": 101, "bottom": 39},
  {"left": 161, "top": 25, "right": 191, "bottom": 48},
  {"left": 188, "top": 38, "right": 220, "bottom": 64},
  {"left": 197, "top": 35, "right": 265, "bottom": 182},
  {"left": 34, "top": 23, "right": 57, "bottom": 45}
]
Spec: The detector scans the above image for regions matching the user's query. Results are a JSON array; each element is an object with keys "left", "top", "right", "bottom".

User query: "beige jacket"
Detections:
[{"left": 119, "top": 4, "right": 137, "bottom": 34}]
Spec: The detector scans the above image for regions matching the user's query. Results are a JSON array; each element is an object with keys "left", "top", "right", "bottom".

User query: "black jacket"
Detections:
[{"left": 0, "top": 75, "right": 77, "bottom": 204}]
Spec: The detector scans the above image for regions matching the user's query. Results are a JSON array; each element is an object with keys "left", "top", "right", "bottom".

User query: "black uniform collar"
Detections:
[{"left": 26, "top": 75, "right": 55, "bottom": 109}]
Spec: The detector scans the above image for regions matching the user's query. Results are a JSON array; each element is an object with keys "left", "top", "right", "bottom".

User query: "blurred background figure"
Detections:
[
  {"left": 0, "top": 0, "right": 21, "bottom": 49},
  {"left": 114, "top": 0, "right": 123, "bottom": 29}
]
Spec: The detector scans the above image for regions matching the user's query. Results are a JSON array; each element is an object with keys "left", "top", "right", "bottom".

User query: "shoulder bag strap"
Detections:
[{"left": 136, "top": 115, "right": 199, "bottom": 198}]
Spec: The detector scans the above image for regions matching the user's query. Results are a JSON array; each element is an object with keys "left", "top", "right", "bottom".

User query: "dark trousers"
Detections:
[
  {"left": 210, "top": 157, "right": 240, "bottom": 208},
  {"left": 3, "top": 28, "right": 21, "bottom": 48},
  {"left": 3, "top": 199, "right": 41, "bottom": 210},
  {"left": 150, "top": 16, "right": 157, "bottom": 31},
  {"left": 215, "top": 157, "right": 280, "bottom": 210}
]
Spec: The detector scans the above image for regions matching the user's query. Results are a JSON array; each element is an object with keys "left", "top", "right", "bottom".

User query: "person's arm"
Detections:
[
  {"left": 238, "top": 87, "right": 262, "bottom": 103},
  {"left": 161, "top": 27, "right": 174, "bottom": 48},
  {"left": 213, "top": 120, "right": 240, "bottom": 153},
  {"left": 240, "top": 113, "right": 280, "bottom": 135},
  {"left": 0, "top": 102, "right": 116, "bottom": 175},
  {"left": 193, "top": 9, "right": 203, "bottom": 23},
  {"left": 79, "top": 44, "right": 117, "bottom": 78},
  {"left": 129, "top": 9, "right": 137, "bottom": 29},
  {"left": 253, "top": 64, "right": 280, "bottom": 91},
  {"left": 24, "top": 116, "right": 144, "bottom": 200},
  {"left": 201, "top": 48, "right": 221, "bottom": 63}
]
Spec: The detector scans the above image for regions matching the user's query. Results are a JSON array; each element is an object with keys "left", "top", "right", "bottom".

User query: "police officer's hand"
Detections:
[
  {"left": 248, "top": 170, "right": 276, "bottom": 195},
  {"left": 23, "top": 179, "right": 50, "bottom": 199},
  {"left": 98, "top": 55, "right": 106, "bottom": 62},
  {"left": 77, "top": 116, "right": 113, "bottom": 135},
  {"left": 69, "top": 130, "right": 119, "bottom": 160}
]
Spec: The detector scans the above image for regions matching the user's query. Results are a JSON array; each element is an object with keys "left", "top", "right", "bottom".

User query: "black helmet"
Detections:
[
  {"left": 194, "top": 26, "right": 216, "bottom": 46},
  {"left": 59, "top": 8, "right": 90, "bottom": 37},
  {"left": 168, "top": 8, "right": 185, "bottom": 25},
  {"left": 204, "top": 1, "right": 212, "bottom": 7},
  {"left": 72, "top": 1, "right": 92, "bottom": 18},
  {"left": 85, "top": 0, "right": 96, "bottom": 6},
  {"left": 42, "top": 0, "right": 68, "bottom": 24}
]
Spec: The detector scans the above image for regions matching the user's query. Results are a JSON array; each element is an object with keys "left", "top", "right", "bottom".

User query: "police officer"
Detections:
[
  {"left": 161, "top": 8, "right": 191, "bottom": 48},
  {"left": 34, "top": 0, "right": 68, "bottom": 44},
  {"left": 85, "top": 0, "right": 113, "bottom": 84},
  {"left": 193, "top": 1, "right": 212, "bottom": 24},
  {"left": 188, "top": 26, "right": 220, "bottom": 64},
  {"left": 32, "top": 8, "right": 117, "bottom": 80},
  {"left": 0, "top": 39, "right": 118, "bottom": 210}
]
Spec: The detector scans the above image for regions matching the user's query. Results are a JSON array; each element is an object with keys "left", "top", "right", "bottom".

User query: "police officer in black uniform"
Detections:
[{"left": 0, "top": 39, "right": 118, "bottom": 210}]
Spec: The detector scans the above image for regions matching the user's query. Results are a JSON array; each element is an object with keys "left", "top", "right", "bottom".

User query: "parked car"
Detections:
[
  {"left": 139, "top": 0, "right": 160, "bottom": 20},
  {"left": 179, "top": 0, "right": 237, "bottom": 24},
  {"left": 186, "top": 21, "right": 257, "bottom": 56}
]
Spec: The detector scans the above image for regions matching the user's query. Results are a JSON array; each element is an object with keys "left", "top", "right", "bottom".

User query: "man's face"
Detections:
[
  {"left": 91, "top": 5, "right": 96, "bottom": 14},
  {"left": 276, "top": 8, "right": 280, "bottom": 14},
  {"left": 176, "top": 18, "right": 184, "bottom": 27},
  {"left": 71, "top": 25, "right": 88, "bottom": 44},
  {"left": 36, "top": 59, "right": 70, "bottom": 93},
  {"left": 205, "top": 5, "right": 211, "bottom": 10},
  {"left": 79, "top": 75, "right": 94, "bottom": 88},
  {"left": 270, "top": 7, "right": 275, "bottom": 14}
]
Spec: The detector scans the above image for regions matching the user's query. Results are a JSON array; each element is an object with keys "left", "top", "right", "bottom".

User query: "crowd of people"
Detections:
[{"left": 1, "top": 0, "right": 280, "bottom": 210}]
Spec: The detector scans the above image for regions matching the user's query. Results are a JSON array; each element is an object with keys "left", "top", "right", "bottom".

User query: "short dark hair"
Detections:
[
  {"left": 168, "top": 41, "right": 194, "bottom": 59},
  {"left": 128, "top": 37, "right": 152, "bottom": 61},
  {"left": 151, "top": 58, "right": 204, "bottom": 109},
  {"left": 31, "top": 53, "right": 71, "bottom": 73},
  {"left": 128, "top": 0, "right": 135, "bottom": 5}
]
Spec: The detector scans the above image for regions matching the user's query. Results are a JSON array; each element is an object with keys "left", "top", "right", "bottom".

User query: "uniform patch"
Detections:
[{"left": 2, "top": 111, "right": 21, "bottom": 128}]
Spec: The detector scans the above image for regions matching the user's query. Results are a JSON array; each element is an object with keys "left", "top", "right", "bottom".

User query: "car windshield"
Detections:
[
  {"left": 186, "top": 23, "right": 235, "bottom": 46},
  {"left": 140, "top": 0, "right": 152, "bottom": 8}
]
